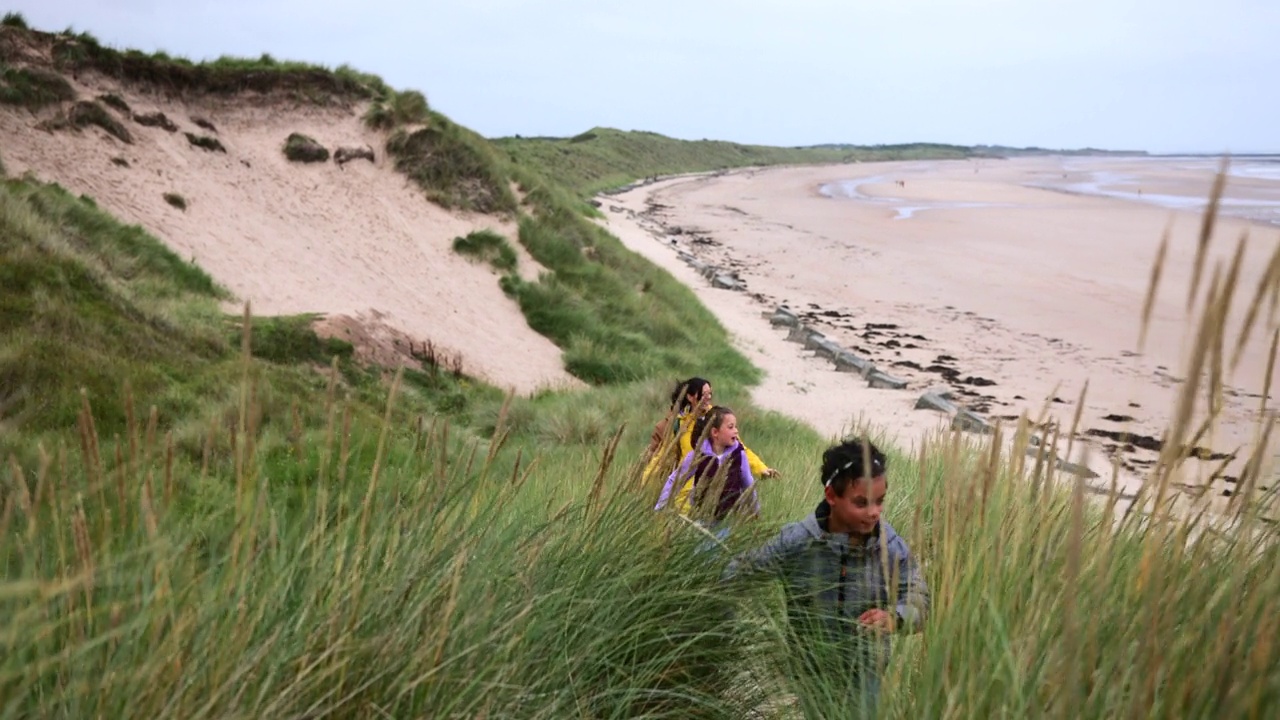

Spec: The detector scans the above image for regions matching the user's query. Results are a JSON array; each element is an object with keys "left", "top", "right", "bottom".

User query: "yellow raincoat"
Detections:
[{"left": 643, "top": 409, "right": 769, "bottom": 515}]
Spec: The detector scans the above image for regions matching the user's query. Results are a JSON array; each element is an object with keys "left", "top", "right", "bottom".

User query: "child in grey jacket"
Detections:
[{"left": 722, "top": 437, "right": 929, "bottom": 716}]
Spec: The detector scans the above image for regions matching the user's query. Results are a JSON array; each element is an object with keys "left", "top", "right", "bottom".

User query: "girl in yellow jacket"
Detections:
[{"left": 642, "top": 377, "right": 779, "bottom": 514}]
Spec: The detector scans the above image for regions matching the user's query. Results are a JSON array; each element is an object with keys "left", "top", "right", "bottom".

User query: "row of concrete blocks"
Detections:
[
  {"left": 764, "top": 305, "right": 1099, "bottom": 478},
  {"left": 767, "top": 306, "right": 914, "bottom": 391},
  {"left": 677, "top": 251, "right": 743, "bottom": 290},
  {"left": 912, "top": 388, "right": 1099, "bottom": 478}
]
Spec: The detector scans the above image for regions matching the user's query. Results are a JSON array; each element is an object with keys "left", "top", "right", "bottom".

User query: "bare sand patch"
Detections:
[{"left": 1, "top": 73, "right": 578, "bottom": 395}]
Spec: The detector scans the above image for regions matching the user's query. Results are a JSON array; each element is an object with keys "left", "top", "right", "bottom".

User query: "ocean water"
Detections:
[
  {"left": 1043, "top": 156, "right": 1280, "bottom": 226},
  {"left": 819, "top": 157, "right": 1280, "bottom": 226}
]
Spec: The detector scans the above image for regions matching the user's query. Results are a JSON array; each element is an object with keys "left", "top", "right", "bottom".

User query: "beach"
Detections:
[{"left": 597, "top": 155, "right": 1280, "bottom": 519}]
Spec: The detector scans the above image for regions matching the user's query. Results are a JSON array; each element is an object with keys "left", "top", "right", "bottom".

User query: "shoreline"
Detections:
[{"left": 596, "top": 158, "right": 1280, "bottom": 523}]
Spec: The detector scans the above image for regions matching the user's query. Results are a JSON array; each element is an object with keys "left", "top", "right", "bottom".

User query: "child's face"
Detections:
[
  {"left": 710, "top": 413, "right": 738, "bottom": 449},
  {"left": 687, "top": 383, "right": 713, "bottom": 412},
  {"left": 825, "top": 475, "right": 887, "bottom": 535}
]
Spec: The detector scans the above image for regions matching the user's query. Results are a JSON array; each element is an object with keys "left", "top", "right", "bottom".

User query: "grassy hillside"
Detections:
[
  {"left": 3, "top": 14, "right": 1279, "bottom": 718},
  {"left": 0, "top": 19, "right": 762, "bottom": 394},
  {"left": 494, "top": 127, "right": 981, "bottom": 196},
  {"left": 495, "top": 127, "right": 849, "bottom": 195}
]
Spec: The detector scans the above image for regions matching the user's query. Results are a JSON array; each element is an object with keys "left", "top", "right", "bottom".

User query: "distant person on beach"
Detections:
[
  {"left": 720, "top": 437, "right": 929, "bottom": 717},
  {"left": 653, "top": 405, "right": 761, "bottom": 543},
  {"left": 642, "top": 377, "right": 778, "bottom": 512}
]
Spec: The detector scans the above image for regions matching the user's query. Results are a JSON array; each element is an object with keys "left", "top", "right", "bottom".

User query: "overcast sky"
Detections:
[{"left": 10, "top": 0, "right": 1279, "bottom": 153}]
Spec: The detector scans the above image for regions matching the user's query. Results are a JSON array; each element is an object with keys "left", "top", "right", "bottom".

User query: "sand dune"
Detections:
[
  {"left": 1, "top": 76, "right": 580, "bottom": 395},
  {"left": 600, "top": 157, "right": 1280, "bottom": 520}
]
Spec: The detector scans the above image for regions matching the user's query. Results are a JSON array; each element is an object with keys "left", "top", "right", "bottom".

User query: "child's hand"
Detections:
[
  {"left": 858, "top": 609, "right": 894, "bottom": 632},
  {"left": 762, "top": 468, "right": 781, "bottom": 479}
]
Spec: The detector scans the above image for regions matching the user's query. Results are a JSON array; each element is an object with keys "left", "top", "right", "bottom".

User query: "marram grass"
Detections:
[{"left": 3, "top": 168, "right": 1279, "bottom": 719}]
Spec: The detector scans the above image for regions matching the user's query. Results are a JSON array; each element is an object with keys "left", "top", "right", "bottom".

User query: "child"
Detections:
[
  {"left": 721, "top": 437, "right": 929, "bottom": 717},
  {"left": 643, "top": 378, "right": 779, "bottom": 512},
  {"left": 654, "top": 406, "right": 761, "bottom": 535}
]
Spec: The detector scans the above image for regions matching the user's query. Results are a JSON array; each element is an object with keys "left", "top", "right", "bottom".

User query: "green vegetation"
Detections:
[
  {"left": 386, "top": 113, "right": 517, "bottom": 213},
  {"left": 452, "top": 229, "right": 517, "bottom": 272},
  {"left": 3, "top": 17, "right": 1277, "bottom": 717},
  {"left": 0, "top": 178, "right": 225, "bottom": 441},
  {"left": 2, "top": 246, "right": 1277, "bottom": 715},
  {"left": 495, "top": 127, "right": 981, "bottom": 196},
  {"left": 363, "top": 88, "right": 429, "bottom": 130},
  {"left": 380, "top": 114, "right": 764, "bottom": 388},
  {"left": 0, "top": 172, "right": 499, "bottom": 461},
  {"left": 162, "top": 192, "right": 186, "bottom": 210},
  {"left": 282, "top": 132, "right": 330, "bottom": 163},
  {"left": 41, "top": 33, "right": 385, "bottom": 102},
  {"left": 499, "top": 206, "right": 758, "bottom": 386},
  {"left": 1, "top": 12, "right": 27, "bottom": 29},
  {"left": 0, "top": 65, "right": 76, "bottom": 110},
  {"left": 39, "top": 100, "right": 133, "bottom": 143}
]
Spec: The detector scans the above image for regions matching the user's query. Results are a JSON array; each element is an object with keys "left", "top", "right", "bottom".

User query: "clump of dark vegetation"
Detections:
[
  {"left": 452, "top": 229, "right": 518, "bottom": 272},
  {"left": 387, "top": 114, "right": 517, "bottom": 214},
  {"left": 39, "top": 100, "right": 134, "bottom": 143},
  {"left": 283, "top": 132, "right": 329, "bottom": 163},
  {"left": 0, "top": 65, "right": 76, "bottom": 109},
  {"left": 185, "top": 131, "right": 225, "bottom": 153},
  {"left": 110, "top": 156, "right": 129, "bottom": 167},
  {"left": 133, "top": 110, "right": 177, "bottom": 132},
  {"left": 191, "top": 115, "right": 217, "bottom": 132},
  {"left": 163, "top": 192, "right": 186, "bottom": 210},
  {"left": 97, "top": 92, "right": 129, "bottom": 113},
  {"left": 1, "top": 11, "right": 28, "bottom": 29}
]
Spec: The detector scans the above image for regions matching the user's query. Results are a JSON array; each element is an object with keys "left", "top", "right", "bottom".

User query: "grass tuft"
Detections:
[
  {"left": 386, "top": 115, "right": 517, "bottom": 214},
  {"left": 0, "top": 65, "right": 76, "bottom": 110},
  {"left": 162, "top": 192, "right": 186, "bottom": 210},
  {"left": 451, "top": 229, "right": 517, "bottom": 272},
  {"left": 36, "top": 100, "right": 134, "bottom": 144},
  {"left": 362, "top": 89, "right": 429, "bottom": 131}
]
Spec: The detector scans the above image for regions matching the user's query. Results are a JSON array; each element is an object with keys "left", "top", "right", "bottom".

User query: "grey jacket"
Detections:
[{"left": 722, "top": 501, "right": 929, "bottom": 669}]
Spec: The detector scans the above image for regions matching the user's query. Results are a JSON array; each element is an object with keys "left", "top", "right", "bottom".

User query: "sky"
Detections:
[{"left": 9, "top": 0, "right": 1279, "bottom": 153}]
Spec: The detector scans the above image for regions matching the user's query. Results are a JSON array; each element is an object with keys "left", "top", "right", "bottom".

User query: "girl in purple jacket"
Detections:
[{"left": 655, "top": 405, "right": 761, "bottom": 528}]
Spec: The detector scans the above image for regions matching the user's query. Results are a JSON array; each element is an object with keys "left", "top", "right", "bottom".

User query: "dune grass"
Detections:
[
  {"left": 382, "top": 115, "right": 763, "bottom": 389},
  {"left": 0, "top": 23, "right": 387, "bottom": 103},
  {"left": 362, "top": 89, "right": 429, "bottom": 131},
  {"left": 452, "top": 229, "right": 518, "bottom": 272},
  {"left": 2, "top": 17, "right": 1277, "bottom": 715},
  {"left": 386, "top": 113, "right": 519, "bottom": 214},
  {"left": 41, "top": 100, "right": 134, "bottom": 143},
  {"left": 3, "top": 163, "right": 1279, "bottom": 718},
  {"left": 0, "top": 64, "right": 76, "bottom": 110},
  {"left": 494, "top": 127, "right": 981, "bottom": 196}
]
